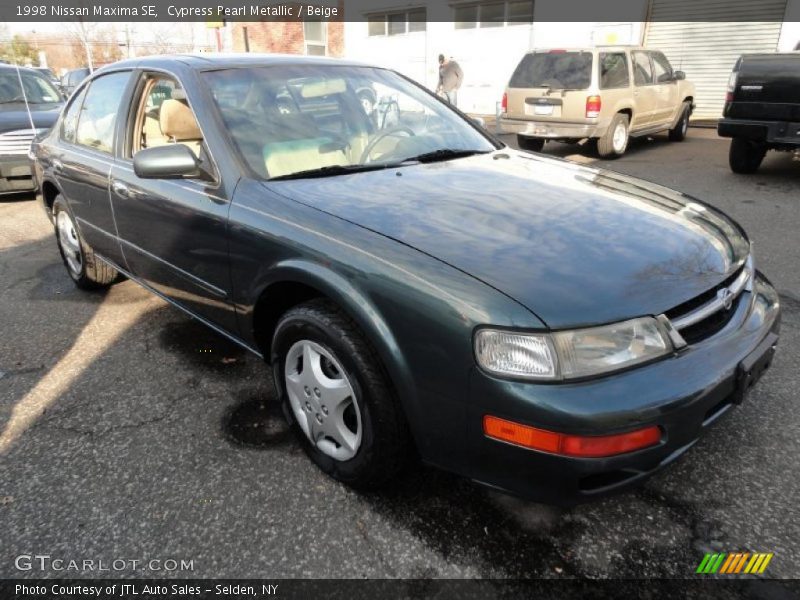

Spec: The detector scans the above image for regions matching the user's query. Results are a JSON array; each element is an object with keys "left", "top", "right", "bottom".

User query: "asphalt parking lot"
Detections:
[{"left": 1, "top": 126, "right": 798, "bottom": 580}]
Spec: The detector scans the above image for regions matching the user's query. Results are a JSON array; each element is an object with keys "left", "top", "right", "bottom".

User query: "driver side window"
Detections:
[{"left": 132, "top": 76, "right": 205, "bottom": 161}]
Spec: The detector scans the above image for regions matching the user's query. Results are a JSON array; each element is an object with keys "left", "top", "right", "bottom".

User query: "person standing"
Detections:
[{"left": 437, "top": 54, "right": 463, "bottom": 107}]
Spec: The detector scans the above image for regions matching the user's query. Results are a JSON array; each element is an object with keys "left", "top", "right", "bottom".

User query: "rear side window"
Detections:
[
  {"left": 75, "top": 71, "right": 130, "bottom": 154},
  {"left": 509, "top": 52, "right": 593, "bottom": 90},
  {"left": 599, "top": 52, "right": 630, "bottom": 89},
  {"left": 632, "top": 52, "right": 654, "bottom": 86}
]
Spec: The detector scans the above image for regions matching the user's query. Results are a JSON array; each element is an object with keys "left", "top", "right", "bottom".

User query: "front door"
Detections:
[
  {"left": 651, "top": 51, "right": 681, "bottom": 127},
  {"left": 630, "top": 51, "right": 659, "bottom": 130},
  {"left": 109, "top": 72, "right": 237, "bottom": 333}
]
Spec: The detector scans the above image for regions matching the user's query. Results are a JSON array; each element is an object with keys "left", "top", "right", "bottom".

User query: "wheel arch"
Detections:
[
  {"left": 41, "top": 178, "right": 61, "bottom": 219},
  {"left": 250, "top": 260, "right": 415, "bottom": 409}
]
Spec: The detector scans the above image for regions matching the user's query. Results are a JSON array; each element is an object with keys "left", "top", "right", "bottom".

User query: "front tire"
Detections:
[
  {"left": 729, "top": 137, "right": 766, "bottom": 174},
  {"left": 597, "top": 113, "right": 629, "bottom": 158},
  {"left": 53, "top": 195, "right": 120, "bottom": 290},
  {"left": 517, "top": 135, "right": 545, "bottom": 153},
  {"left": 271, "top": 299, "right": 411, "bottom": 490},
  {"left": 668, "top": 102, "right": 690, "bottom": 141}
]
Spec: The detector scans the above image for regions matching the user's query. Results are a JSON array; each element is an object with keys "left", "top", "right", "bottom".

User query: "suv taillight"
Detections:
[
  {"left": 501, "top": 91, "right": 507, "bottom": 113},
  {"left": 726, "top": 71, "right": 738, "bottom": 103},
  {"left": 586, "top": 95, "right": 601, "bottom": 118}
]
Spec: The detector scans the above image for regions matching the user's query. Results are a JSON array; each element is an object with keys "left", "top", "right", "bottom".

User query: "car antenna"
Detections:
[{"left": 11, "top": 47, "right": 37, "bottom": 134}]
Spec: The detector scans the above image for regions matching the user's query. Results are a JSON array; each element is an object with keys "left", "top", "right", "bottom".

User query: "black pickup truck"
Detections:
[{"left": 718, "top": 52, "right": 800, "bottom": 173}]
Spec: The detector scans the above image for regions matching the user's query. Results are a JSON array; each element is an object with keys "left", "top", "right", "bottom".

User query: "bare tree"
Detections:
[{"left": 67, "top": 18, "right": 97, "bottom": 70}]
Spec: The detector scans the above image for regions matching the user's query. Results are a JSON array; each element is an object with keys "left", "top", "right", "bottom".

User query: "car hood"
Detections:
[
  {"left": 265, "top": 151, "right": 750, "bottom": 328},
  {"left": 0, "top": 102, "right": 62, "bottom": 133}
]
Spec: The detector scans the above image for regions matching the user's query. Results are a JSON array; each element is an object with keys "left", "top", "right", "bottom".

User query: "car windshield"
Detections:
[
  {"left": 0, "top": 70, "right": 61, "bottom": 104},
  {"left": 203, "top": 65, "right": 496, "bottom": 180},
  {"left": 509, "top": 52, "right": 593, "bottom": 90}
]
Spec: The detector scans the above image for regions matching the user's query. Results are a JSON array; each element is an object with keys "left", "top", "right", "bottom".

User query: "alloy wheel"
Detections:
[{"left": 612, "top": 122, "right": 628, "bottom": 153}]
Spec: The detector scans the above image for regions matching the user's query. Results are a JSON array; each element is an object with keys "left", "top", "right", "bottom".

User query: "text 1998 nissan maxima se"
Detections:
[{"left": 32, "top": 55, "right": 780, "bottom": 504}]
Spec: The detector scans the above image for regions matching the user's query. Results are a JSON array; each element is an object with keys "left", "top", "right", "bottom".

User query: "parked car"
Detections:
[
  {"left": 718, "top": 52, "right": 800, "bottom": 173},
  {"left": 59, "top": 67, "right": 91, "bottom": 97},
  {"left": 501, "top": 46, "right": 696, "bottom": 157},
  {"left": 0, "top": 64, "right": 63, "bottom": 195},
  {"left": 33, "top": 67, "right": 60, "bottom": 87},
  {"left": 32, "top": 55, "right": 779, "bottom": 505}
]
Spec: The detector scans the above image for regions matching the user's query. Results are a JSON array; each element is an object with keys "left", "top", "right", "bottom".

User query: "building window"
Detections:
[
  {"left": 367, "top": 8, "right": 427, "bottom": 36},
  {"left": 304, "top": 21, "right": 327, "bottom": 55},
  {"left": 454, "top": 1, "right": 533, "bottom": 29}
]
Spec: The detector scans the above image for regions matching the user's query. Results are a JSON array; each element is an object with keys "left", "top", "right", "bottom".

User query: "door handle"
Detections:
[
  {"left": 52, "top": 158, "right": 63, "bottom": 172},
  {"left": 111, "top": 181, "right": 129, "bottom": 197}
]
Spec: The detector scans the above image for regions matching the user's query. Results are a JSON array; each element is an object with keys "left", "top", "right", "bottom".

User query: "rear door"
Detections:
[
  {"left": 109, "top": 71, "right": 238, "bottom": 332},
  {"left": 506, "top": 51, "right": 594, "bottom": 122},
  {"left": 53, "top": 70, "right": 133, "bottom": 265},
  {"left": 650, "top": 51, "right": 680, "bottom": 126},
  {"left": 630, "top": 51, "right": 659, "bottom": 129}
]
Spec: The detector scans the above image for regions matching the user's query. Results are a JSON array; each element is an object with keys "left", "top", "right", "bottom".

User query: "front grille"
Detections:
[
  {"left": 665, "top": 258, "right": 752, "bottom": 345},
  {"left": 665, "top": 266, "right": 743, "bottom": 321},
  {"left": 0, "top": 129, "right": 37, "bottom": 155},
  {"left": 676, "top": 292, "right": 745, "bottom": 344}
]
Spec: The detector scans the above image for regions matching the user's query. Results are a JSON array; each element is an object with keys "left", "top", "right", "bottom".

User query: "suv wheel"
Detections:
[
  {"left": 272, "top": 299, "right": 411, "bottom": 489},
  {"left": 729, "top": 138, "right": 766, "bottom": 174},
  {"left": 597, "top": 113, "right": 629, "bottom": 158},
  {"left": 53, "top": 195, "right": 121, "bottom": 290},
  {"left": 517, "top": 135, "right": 545, "bottom": 153},
  {"left": 668, "top": 102, "right": 691, "bottom": 141}
]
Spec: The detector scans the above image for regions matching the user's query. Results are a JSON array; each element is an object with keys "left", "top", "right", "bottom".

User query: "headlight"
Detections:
[{"left": 475, "top": 317, "right": 672, "bottom": 381}]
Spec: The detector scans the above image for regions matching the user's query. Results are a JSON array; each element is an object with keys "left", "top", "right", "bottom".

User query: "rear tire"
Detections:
[
  {"left": 517, "top": 135, "right": 545, "bottom": 153},
  {"left": 53, "top": 195, "right": 121, "bottom": 290},
  {"left": 272, "top": 299, "right": 411, "bottom": 490},
  {"left": 668, "top": 102, "right": 690, "bottom": 141},
  {"left": 597, "top": 113, "right": 629, "bottom": 158},
  {"left": 729, "top": 138, "right": 766, "bottom": 174}
]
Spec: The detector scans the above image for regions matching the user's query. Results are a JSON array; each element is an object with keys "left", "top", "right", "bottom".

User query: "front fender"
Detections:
[{"left": 251, "top": 258, "right": 414, "bottom": 411}]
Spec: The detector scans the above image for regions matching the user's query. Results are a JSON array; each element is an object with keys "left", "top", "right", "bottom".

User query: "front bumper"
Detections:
[
  {"left": 718, "top": 118, "right": 800, "bottom": 146},
  {"left": 500, "top": 116, "right": 605, "bottom": 139},
  {"left": 0, "top": 154, "right": 35, "bottom": 194},
  {"left": 466, "top": 273, "right": 781, "bottom": 505}
]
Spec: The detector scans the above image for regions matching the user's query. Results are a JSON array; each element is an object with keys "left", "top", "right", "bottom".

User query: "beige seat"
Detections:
[{"left": 159, "top": 98, "right": 203, "bottom": 157}]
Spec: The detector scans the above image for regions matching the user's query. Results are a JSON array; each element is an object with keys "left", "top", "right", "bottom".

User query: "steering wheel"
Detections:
[{"left": 359, "top": 126, "right": 415, "bottom": 164}]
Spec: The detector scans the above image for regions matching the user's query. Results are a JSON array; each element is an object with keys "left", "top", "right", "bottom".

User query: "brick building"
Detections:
[{"left": 230, "top": 21, "right": 344, "bottom": 57}]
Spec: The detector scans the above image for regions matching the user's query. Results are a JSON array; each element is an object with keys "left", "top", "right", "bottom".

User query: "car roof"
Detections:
[
  {"left": 526, "top": 46, "right": 644, "bottom": 54},
  {"left": 98, "top": 53, "right": 374, "bottom": 74},
  {"left": 0, "top": 64, "right": 46, "bottom": 75}
]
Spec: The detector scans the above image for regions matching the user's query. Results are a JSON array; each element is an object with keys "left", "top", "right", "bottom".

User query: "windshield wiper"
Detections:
[
  {"left": 268, "top": 162, "right": 401, "bottom": 181},
  {"left": 402, "top": 148, "right": 491, "bottom": 164}
]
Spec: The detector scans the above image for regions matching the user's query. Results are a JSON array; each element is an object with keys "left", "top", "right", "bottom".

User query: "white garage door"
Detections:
[{"left": 645, "top": 0, "right": 787, "bottom": 119}]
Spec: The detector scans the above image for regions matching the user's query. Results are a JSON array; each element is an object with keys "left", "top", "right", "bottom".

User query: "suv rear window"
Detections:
[{"left": 509, "top": 52, "right": 593, "bottom": 90}]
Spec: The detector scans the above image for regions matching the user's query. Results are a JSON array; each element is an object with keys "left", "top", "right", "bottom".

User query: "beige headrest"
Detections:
[{"left": 159, "top": 98, "right": 202, "bottom": 141}]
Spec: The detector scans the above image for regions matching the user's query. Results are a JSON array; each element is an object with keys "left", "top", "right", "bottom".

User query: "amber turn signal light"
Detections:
[{"left": 483, "top": 415, "right": 661, "bottom": 458}]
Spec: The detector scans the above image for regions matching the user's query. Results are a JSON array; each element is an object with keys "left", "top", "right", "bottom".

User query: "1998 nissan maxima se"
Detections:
[{"left": 32, "top": 55, "right": 780, "bottom": 504}]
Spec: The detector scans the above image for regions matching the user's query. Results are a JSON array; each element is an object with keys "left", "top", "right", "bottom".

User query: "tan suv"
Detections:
[{"left": 500, "top": 47, "right": 695, "bottom": 157}]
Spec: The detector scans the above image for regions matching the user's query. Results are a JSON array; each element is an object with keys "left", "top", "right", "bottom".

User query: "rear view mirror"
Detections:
[
  {"left": 674, "top": 70, "right": 686, "bottom": 81},
  {"left": 133, "top": 144, "right": 199, "bottom": 179},
  {"left": 471, "top": 116, "right": 486, "bottom": 129},
  {"left": 300, "top": 78, "right": 347, "bottom": 98}
]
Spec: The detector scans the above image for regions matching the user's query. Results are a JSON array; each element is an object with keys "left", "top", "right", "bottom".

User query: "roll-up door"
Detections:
[{"left": 645, "top": 0, "right": 786, "bottom": 118}]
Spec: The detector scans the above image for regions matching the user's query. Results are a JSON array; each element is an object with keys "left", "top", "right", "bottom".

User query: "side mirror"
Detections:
[
  {"left": 133, "top": 144, "right": 199, "bottom": 179},
  {"left": 471, "top": 116, "right": 486, "bottom": 128},
  {"left": 673, "top": 70, "right": 686, "bottom": 81}
]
